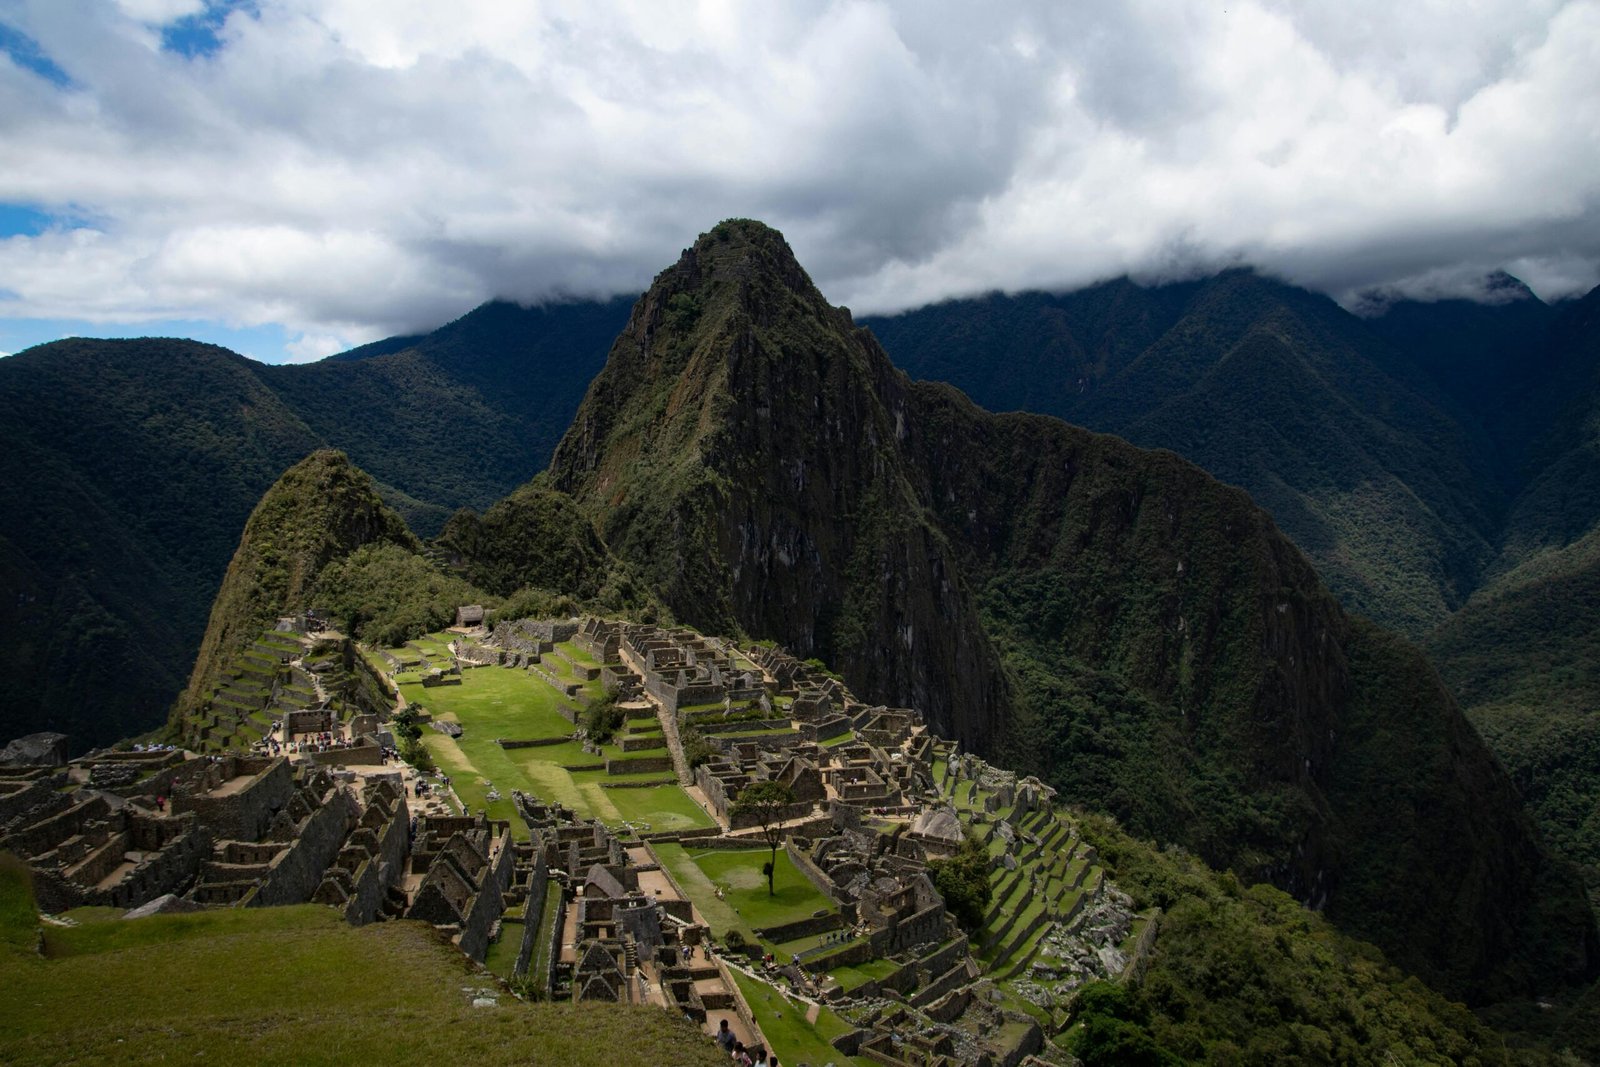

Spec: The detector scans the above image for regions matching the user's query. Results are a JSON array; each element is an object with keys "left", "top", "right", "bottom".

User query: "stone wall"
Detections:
[
  {"left": 519, "top": 620, "right": 579, "bottom": 645},
  {"left": 0, "top": 794, "right": 110, "bottom": 859},
  {"left": 753, "top": 910, "right": 843, "bottom": 943},
  {"left": 305, "top": 745, "right": 384, "bottom": 766},
  {"left": 909, "top": 960, "right": 972, "bottom": 1008},
  {"left": 174, "top": 758, "right": 292, "bottom": 843},
  {"left": 34, "top": 819, "right": 211, "bottom": 913},
  {"left": 790, "top": 839, "right": 850, "bottom": 904},
  {"left": 341, "top": 797, "right": 409, "bottom": 926},
  {"left": 456, "top": 839, "right": 516, "bottom": 963},
  {"left": 285, "top": 709, "right": 334, "bottom": 735},
  {"left": 513, "top": 850, "right": 551, "bottom": 978},
  {"left": 245, "top": 788, "right": 358, "bottom": 908},
  {"left": 1120, "top": 910, "right": 1161, "bottom": 982},
  {"left": 605, "top": 756, "right": 674, "bottom": 776},
  {"left": 0, "top": 775, "right": 64, "bottom": 823},
  {"left": 727, "top": 799, "right": 812, "bottom": 831},
  {"left": 870, "top": 901, "right": 948, "bottom": 957}
]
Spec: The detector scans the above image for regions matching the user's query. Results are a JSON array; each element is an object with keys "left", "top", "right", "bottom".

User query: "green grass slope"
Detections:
[{"left": 0, "top": 855, "right": 721, "bottom": 1067}]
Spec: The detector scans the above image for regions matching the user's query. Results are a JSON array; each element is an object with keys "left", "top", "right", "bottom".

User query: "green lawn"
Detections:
[
  {"left": 727, "top": 967, "right": 870, "bottom": 1067},
  {"left": 399, "top": 663, "right": 576, "bottom": 740},
  {"left": 554, "top": 640, "right": 600, "bottom": 669},
  {"left": 827, "top": 956, "right": 900, "bottom": 991},
  {"left": 483, "top": 919, "right": 523, "bottom": 978},
  {"left": 401, "top": 650, "right": 712, "bottom": 836},
  {"left": 652, "top": 845, "right": 833, "bottom": 944},
  {"left": 0, "top": 862, "right": 723, "bottom": 1067}
]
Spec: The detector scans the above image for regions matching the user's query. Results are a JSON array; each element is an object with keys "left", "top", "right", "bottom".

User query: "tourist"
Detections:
[
  {"left": 751, "top": 1049, "right": 768, "bottom": 1067},
  {"left": 715, "top": 1019, "right": 736, "bottom": 1053},
  {"left": 732, "top": 1042, "right": 752, "bottom": 1066}
]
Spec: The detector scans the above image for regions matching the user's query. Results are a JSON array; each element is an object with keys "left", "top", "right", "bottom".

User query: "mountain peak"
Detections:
[
  {"left": 172, "top": 449, "right": 416, "bottom": 723},
  {"left": 649, "top": 219, "right": 834, "bottom": 330}
]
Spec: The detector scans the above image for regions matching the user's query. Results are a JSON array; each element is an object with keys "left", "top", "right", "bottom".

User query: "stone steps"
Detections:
[{"left": 985, "top": 897, "right": 1050, "bottom": 971}]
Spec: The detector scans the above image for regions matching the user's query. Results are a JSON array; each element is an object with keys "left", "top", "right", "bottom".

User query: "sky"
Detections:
[{"left": 0, "top": 1, "right": 1597, "bottom": 364}]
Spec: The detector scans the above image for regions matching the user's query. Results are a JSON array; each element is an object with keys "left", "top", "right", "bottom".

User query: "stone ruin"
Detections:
[{"left": 0, "top": 743, "right": 418, "bottom": 930}]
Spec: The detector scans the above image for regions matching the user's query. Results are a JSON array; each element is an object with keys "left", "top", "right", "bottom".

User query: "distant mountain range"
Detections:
[{"left": 862, "top": 273, "right": 1600, "bottom": 906}]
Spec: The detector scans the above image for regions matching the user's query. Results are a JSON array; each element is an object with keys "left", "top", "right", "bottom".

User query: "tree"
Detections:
[
  {"left": 1066, "top": 981, "right": 1182, "bottom": 1067},
  {"left": 928, "top": 834, "right": 993, "bottom": 931},
  {"left": 581, "top": 688, "right": 626, "bottom": 743},
  {"left": 731, "top": 780, "right": 794, "bottom": 896},
  {"left": 390, "top": 706, "right": 423, "bottom": 744}
]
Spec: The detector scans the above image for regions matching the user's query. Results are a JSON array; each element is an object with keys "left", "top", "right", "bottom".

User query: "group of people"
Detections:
[
  {"left": 714, "top": 1019, "right": 776, "bottom": 1067},
  {"left": 254, "top": 730, "right": 367, "bottom": 758}
]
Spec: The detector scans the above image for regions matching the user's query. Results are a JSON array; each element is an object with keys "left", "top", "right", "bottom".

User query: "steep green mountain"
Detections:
[
  {"left": 173, "top": 449, "right": 419, "bottom": 720},
  {"left": 1360, "top": 274, "right": 1556, "bottom": 443},
  {"left": 862, "top": 275, "right": 1504, "bottom": 639},
  {"left": 261, "top": 296, "right": 632, "bottom": 529},
  {"left": 0, "top": 298, "right": 627, "bottom": 751},
  {"left": 547, "top": 220, "right": 1597, "bottom": 1002}
]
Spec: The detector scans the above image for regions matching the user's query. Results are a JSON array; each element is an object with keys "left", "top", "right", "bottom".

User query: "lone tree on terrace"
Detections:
[{"left": 731, "top": 780, "right": 794, "bottom": 897}]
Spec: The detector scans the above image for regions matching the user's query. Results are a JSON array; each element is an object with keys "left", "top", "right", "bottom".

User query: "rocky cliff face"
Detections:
[
  {"left": 550, "top": 222, "right": 1010, "bottom": 753},
  {"left": 549, "top": 220, "right": 1597, "bottom": 999}
]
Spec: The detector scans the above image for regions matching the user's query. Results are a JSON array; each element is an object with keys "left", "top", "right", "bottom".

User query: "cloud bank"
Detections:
[{"left": 0, "top": 0, "right": 1597, "bottom": 359}]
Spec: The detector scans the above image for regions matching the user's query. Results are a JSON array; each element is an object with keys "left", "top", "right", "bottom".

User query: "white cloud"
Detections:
[
  {"left": 283, "top": 329, "right": 361, "bottom": 363},
  {"left": 111, "top": 0, "right": 203, "bottom": 23},
  {"left": 0, "top": 0, "right": 1596, "bottom": 360}
]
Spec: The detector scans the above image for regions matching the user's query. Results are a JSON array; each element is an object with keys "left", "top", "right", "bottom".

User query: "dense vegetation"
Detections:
[
  {"left": 313, "top": 542, "right": 485, "bottom": 646},
  {"left": 865, "top": 273, "right": 1600, "bottom": 934},
  {"left": 927, "top": 835, "right": 993, "bottom": 932},
  {"left": 0, "top": 298, "right": 628, "bottom": 750},
  {"left": 863, "top": 273, "right": 1503, "bottom": 638},
  {"left": 1071, "top": 813, "right": 1540, "bottom": 1065},
  {"left": 435, "top": 481, "right": 615, "bottom": 599}
]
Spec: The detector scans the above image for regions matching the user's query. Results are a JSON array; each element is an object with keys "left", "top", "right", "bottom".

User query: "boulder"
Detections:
[
  {"left": 123, "top": 894, "right": 204, "bottom": 919},
  {"left": 0, "top": 732, "right": 69, "bottom": 768}
]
